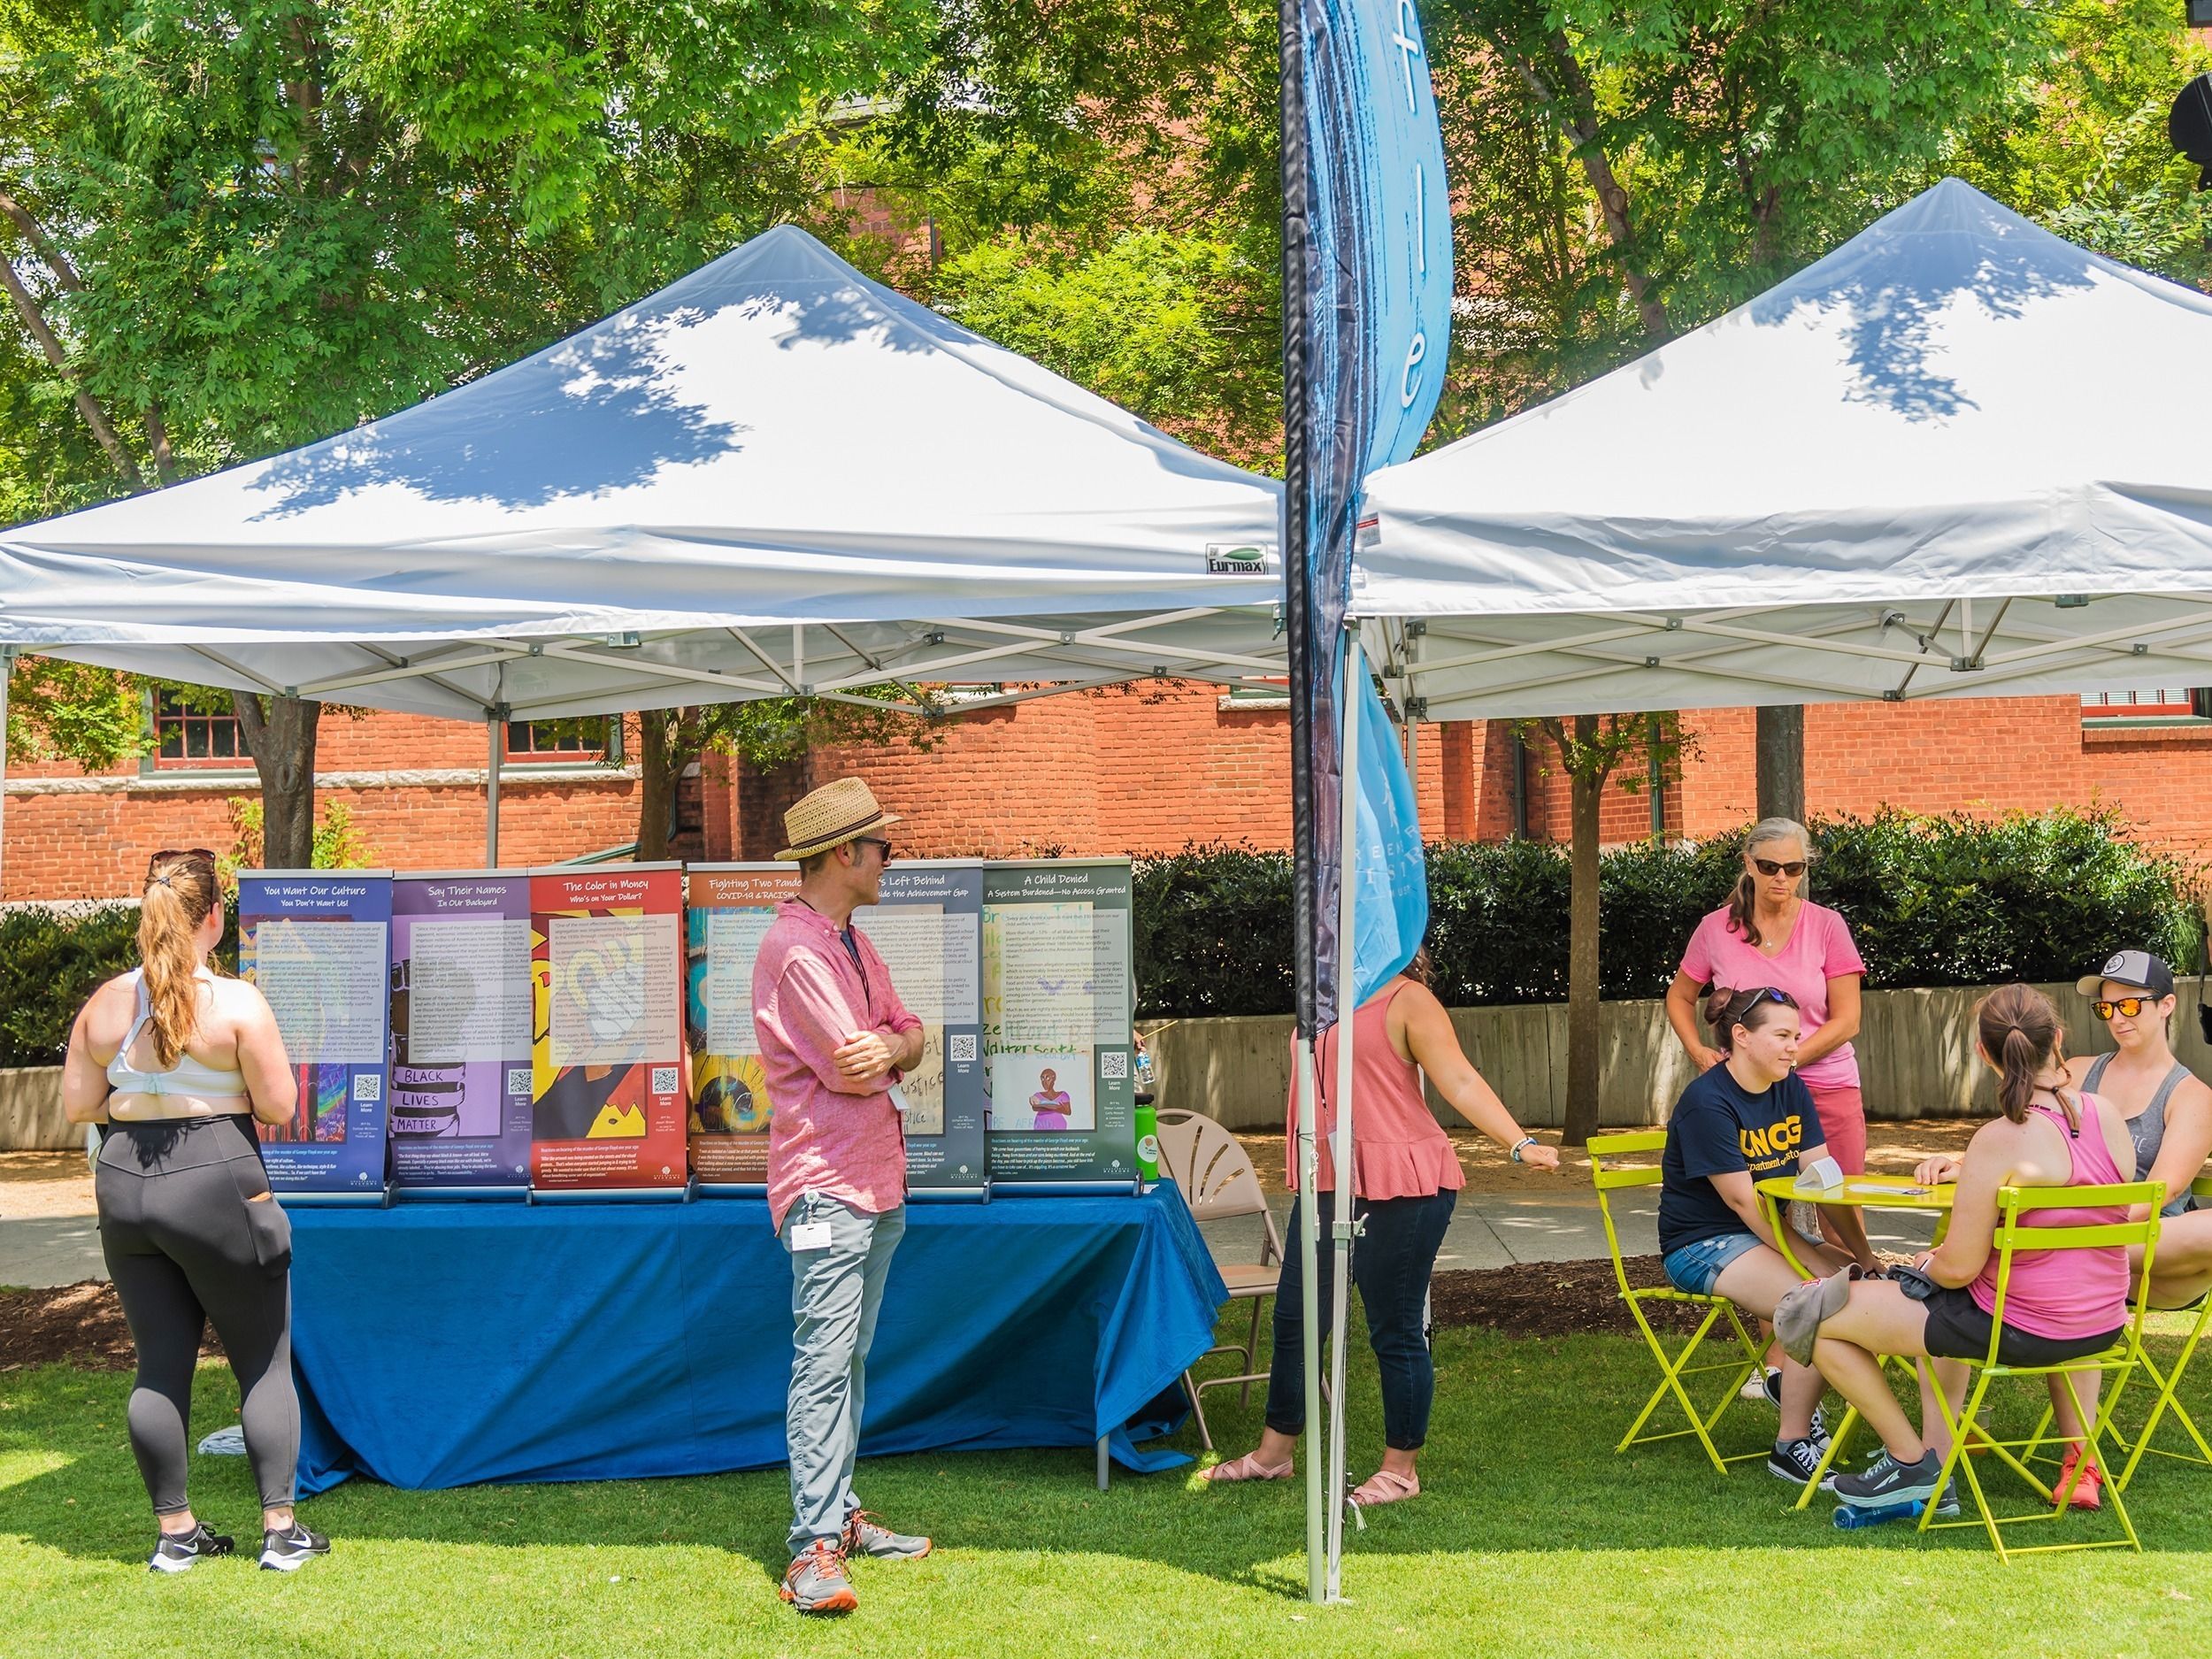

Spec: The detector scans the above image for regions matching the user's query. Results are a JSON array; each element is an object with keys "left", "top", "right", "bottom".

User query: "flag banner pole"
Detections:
[
  {"left": 1294, "top": 1036, "right": 1325, "bottom": 1597},
  {"left": 1324, "top": 631, "right": 1363, "bottom": 1600},
  {"left": 1280, "top": 0, "right": 1451, "bottom": 1601}
]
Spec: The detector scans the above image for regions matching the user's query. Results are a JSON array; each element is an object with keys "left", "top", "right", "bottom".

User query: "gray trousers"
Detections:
[{"left": 781, "top": 1191, "right": 906, "bottom": 1555}]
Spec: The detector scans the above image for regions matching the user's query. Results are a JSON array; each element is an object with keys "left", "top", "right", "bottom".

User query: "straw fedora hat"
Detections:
[{"left": 775, "top": 777, "right": 902, "bottom": 863}]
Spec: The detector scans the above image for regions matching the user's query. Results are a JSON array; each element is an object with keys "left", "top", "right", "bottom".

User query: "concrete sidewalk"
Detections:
[
  {"left": 2, "top": 1161, "right": 1940, "bottom": 1290},
  {"left": 1195, "top": 1189, "right": 1939, "bottom": 1278}
]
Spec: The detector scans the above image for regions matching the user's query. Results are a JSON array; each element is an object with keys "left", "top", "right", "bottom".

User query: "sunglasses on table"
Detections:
[
  {"left": 1753, "top": 857, "right": 1808, "bottom": 878},
  {"left": 2092, "top": 996, "right": 2162, "bottom": 1020}
]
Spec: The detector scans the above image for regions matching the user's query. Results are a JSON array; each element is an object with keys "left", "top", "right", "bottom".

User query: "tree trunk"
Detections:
[
  {"left": 233, "top": 694, "right": 320, "bottom": 868},
  {"left": 0, "top": 257, "right": 144, "bottom": 488},
  {"left": 1562, "top": 713, "right": 1603, "bottom": 1148},
  {"left": 636, "top": 712, "right": 676, "bottom": 862},
  {"left": 1755, "top": 704, "right": 1805, "bottom": 824}
]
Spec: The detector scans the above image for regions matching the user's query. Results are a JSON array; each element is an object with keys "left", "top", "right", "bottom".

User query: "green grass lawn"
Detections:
[{"left": 7, "top": 1315, "right": 2212, "bottom": 1658}]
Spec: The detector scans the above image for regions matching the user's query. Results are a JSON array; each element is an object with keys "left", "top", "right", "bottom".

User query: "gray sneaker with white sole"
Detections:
[{"left": 843, "top": 1510, "right": 933, "bottom": 1561}]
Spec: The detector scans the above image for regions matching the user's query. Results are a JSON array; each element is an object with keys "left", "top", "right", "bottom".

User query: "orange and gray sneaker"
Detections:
[
  {"left": 843, "top": 1509, "right": 933, "bottom": 1561},
  {"left": 782, "top": 1540, "right": 858, "bottom": 1614},
  {"left": 2055, "top": 1447, "right": 2103, "bottom": 1511}
]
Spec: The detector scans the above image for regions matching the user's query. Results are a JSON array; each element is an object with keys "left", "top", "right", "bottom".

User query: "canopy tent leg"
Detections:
[
  {"left": 485, "top": 716, "right": 502, "bottom": 867},
  {"left": 1323, "top": 631, "right": 1362, "bottom": 1601},
  {"left": 1294, "top": 1035, "right": 1325, "bottom": 1601}
]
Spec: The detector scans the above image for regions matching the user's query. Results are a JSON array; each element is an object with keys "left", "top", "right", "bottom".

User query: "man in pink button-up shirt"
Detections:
[{"left": 752, "top": 778, "right": 932, "bottom": 1615}]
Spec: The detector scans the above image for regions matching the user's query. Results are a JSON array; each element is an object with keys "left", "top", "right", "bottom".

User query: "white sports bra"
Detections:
[{"left": 105, "top": 969, "right": 248, "bottom": 1100}]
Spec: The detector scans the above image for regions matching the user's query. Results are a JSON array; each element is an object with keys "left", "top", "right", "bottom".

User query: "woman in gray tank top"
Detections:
[{"left": 2069, "top": 950, "right": 2212, "bottom": 1311}]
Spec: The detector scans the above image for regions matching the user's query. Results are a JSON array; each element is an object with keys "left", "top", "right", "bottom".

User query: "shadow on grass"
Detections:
[{"left": 5, "top": 1320, "right": 2209, "bottom": 1584}]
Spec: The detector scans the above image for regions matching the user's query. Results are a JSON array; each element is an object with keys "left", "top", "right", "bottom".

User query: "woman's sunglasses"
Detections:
[
  {"left": 1753, "top": 857, "right": 1808, "bottom": 878},
  {"left": 2092, "top": 997, "right": 2159, "bottom": 1021},
  {"left": 148, "top": 847, "right": 215, "bottom": 872}
]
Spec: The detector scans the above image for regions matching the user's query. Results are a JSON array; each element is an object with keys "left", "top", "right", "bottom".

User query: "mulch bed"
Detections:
[
  {"left": 0, "top": 1282, "right": 223, "bottom": 1373},
  {"left": 2, "top": 1262, "right": 1693, "bottom": 1373},
  {"left": 1429, "top": 1255, "right": 1706, "bottom": 1340}
]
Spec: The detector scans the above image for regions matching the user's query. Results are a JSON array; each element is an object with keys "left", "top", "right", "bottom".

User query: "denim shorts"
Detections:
[{"left": 1662, "top": 1231, "right": 1763, "bottom": 1296}]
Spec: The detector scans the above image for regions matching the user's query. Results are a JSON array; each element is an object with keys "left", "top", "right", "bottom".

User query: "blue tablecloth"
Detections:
[{"left": 288, "top": 1186, "right": 1227, "bottom": 1495}]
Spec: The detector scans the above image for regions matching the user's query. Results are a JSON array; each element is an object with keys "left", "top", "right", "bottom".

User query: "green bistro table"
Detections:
[{"left": 1755, "top": 1171, "right": 1955, "bottom": 1279}]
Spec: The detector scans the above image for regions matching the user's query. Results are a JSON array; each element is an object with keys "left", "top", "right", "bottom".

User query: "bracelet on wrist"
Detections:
[{"left": 1509, "top": 1136, "right": 1537, "bottom": 1163}]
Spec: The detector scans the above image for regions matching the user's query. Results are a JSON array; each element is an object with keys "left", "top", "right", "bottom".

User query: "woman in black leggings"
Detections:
[{"left": 62, "top": 849, "right": 330, "bottom": 1573}]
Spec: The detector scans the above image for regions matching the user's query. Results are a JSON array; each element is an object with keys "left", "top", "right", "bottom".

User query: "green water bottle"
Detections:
[{"left": 1134, "top": 1103, "right": 1160, "bottom": 1186}]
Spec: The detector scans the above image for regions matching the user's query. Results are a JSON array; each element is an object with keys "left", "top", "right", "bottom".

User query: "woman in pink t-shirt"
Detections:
[{"left": 1666, "top": 818, "right": 1868, "bottom": 1180}]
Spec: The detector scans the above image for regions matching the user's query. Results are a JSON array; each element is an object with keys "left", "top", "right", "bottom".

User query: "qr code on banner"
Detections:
[
  {"left": 352, "top": 1073, "right": 382, "bottom": 1102},
  {"left": 1100, "top": 1051, "right": 1128, "bottom": 1079},
  {"left": 650, "top": 1065, "right": 679, "bottom": 1096},
  {"left": 506, "top": 1068, "right": 533, "bottom": 1095},
  {"left": 949, "top": 1034, "right": 977, "bottom": 1063}
]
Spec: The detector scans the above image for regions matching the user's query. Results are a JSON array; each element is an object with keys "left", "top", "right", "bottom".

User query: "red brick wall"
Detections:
[{"left": 10, "top": 685, "right": 2212, "bottom": 902}]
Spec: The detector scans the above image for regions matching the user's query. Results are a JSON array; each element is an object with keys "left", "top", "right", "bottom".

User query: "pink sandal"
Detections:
[
  {"left": 1348, "top": 1468, "right": 1419, "bottom": 1507},
  {"left": 1199, "top": 1449, "right": 1294, "bottom": 1483}
]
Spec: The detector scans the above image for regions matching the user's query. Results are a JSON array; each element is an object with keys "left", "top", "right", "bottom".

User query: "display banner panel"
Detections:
[
  {"left": 982, "top": 860, "right": 1139, "bottom": 1187},
  {"left": 684, "top": 866, "right": 792, "bottom": 1186},
  {"left": 528, "top": 864, "right": 687, "bottom": 1193},
  {"left": 237, "top": 870, "right": 394, "bottom": 1195},
  {"left": 687, "top": 862, "right": 987, "bottom": 1195},
  {"left": 388, "top": 872, "right": 534, "bottom": 1192},
  {"left": 861, "top": 862, "right": 987, "bottom": 1194}
]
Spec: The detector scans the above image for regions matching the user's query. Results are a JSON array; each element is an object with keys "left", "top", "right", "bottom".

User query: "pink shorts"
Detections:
[{"left": 1805, "top": 1081, "right": 1867, "bottom": 1176}]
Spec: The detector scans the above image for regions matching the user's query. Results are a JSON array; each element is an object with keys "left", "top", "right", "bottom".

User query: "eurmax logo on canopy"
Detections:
[{"left": 1205, "top": 545, "right": 1277, "bottom": 574}]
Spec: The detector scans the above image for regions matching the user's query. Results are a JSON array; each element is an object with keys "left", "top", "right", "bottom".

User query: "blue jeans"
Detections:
[
  {"left": 1264, "top": 1191, "right": 1455, "bottom": 1451},
  {"left": 1662, "top": 1231, "right": 1763, "bottom": 1296}
]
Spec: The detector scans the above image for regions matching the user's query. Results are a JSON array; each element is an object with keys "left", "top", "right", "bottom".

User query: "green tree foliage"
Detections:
[{"left": 4, "top": 654, "right": 142, "bottom": 768}]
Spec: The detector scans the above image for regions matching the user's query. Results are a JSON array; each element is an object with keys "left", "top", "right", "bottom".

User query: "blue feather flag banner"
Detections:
[
  {"left": 1283, "top": 0, "right": 1453, "bottom": 1031},
  {"left": 1348, "top": 668, "right": 1429, "bottom": 1004}
]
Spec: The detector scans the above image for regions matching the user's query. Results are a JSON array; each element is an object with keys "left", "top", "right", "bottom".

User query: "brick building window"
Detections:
[
  {"left": 504, "top": 717, "right": 619, "bottom": 763},
  {"left": 2080, "top": 688, "right": 2211, "bottom": 722},
  {"left": 152, "top": 691, "right": 247, "bottom": 767}
]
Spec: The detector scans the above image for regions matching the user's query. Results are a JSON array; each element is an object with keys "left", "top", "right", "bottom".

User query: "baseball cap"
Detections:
[{"left": 2076, "top": 949, "right": 2176, "bottom": 999}]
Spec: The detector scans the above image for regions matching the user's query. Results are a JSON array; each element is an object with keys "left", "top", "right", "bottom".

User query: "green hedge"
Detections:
[
  {"left": 0, "top": 901, "right": 238, "bottom": 1069},
  {"left": 1131, "top": 807, "right": 2201, "bottom": 1018},
  {"left": 0, "top": 808, "right": 2192, "bottom": 1062}
]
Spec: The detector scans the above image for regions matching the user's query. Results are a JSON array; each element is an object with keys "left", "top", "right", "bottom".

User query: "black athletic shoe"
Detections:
[
  {"left": 258, "top": 1522, "right": 331, "bottom": 1572},
  {"left": 1759, "top": 1369, "right": 1829, "bottom": 1442},
  {"left": 149, "top": 1521, "right": 234, "bottom": 1574},
  {"left": 1768, "top": 1437, "right": 1839, "bottom": 1491},
  {"left": 1834, "top": 1448, "right": 1945, "bottom": 1509}
]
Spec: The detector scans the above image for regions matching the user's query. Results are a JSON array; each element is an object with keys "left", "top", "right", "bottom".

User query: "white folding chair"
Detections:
[{"left": 1155, "top": 1108, "right": 1291, "bottom": 1450}]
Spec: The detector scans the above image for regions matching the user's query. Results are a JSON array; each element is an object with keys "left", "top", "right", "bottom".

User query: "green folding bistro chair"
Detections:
[
  {"left": 1589, "top": 1129, "right": 1769, "bottom": 1474},
  {"left": 1911, "top": 1181, "right": 2165, "bottom": 1562},
  {"left": 2107, "top": 1171, "right": 2212, "bottom": 1491}
]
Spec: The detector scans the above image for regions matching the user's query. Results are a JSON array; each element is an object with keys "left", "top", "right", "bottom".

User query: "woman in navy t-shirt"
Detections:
[{"left": 1658, "top": 986, "right": 1878, "bottom": 1486}]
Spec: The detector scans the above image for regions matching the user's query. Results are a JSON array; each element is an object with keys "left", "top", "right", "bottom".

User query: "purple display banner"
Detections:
[
  {"left": 238, "top": 871, "right": 394, "bottom": 1194},
  {"left": 389, "top": 872, "right": 535, "bottom": 1191}
]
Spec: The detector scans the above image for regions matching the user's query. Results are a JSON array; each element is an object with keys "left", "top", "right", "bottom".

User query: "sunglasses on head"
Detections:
[
  {"left": 148, "top": 848, "right": 215, "bottom": 872},
  {"left": 1753, "top": 857, "right": 1808, "bottom": 878},
  {"left": 2093, "top": 996, "right": 2160, "bottom": 1021}
]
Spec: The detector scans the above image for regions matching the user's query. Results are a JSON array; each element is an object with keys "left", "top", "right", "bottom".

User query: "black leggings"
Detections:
[{"left": 96, "top": 1117, "right": 298, "bottom": 1515}]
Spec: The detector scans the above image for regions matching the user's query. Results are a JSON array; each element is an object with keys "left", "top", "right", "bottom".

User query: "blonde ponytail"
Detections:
[{"left": 138, "top": 851, "right": 219, "bottom": 1067}]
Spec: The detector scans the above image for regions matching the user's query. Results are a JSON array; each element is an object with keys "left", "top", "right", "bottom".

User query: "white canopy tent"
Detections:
[
  {"left": 0, "top": 224, "right": 1286, "bottom": 726},
  {"left": 1356, "top": 179, "right": 2212, "bottom": 720}
]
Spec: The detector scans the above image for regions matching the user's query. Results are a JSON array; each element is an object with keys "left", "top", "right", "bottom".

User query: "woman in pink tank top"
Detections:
[
  {"left": 1199, "top": 949, "right": 1558, "bottom": 1507},
  {"left": 1785, "top": 985, "right": 2140, "bottom": 1517}
]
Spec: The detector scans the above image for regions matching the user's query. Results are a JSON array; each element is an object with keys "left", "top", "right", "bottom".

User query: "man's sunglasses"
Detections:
[
  {"left": 1753, "top": 857, "right": 1808, "bottom": 878},
  {"left": 2093, "top": 996, "right": 2160, "bottom": 1021},
  {"left": 853, "top": 836, "right": 895, "bottom": 864}
]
